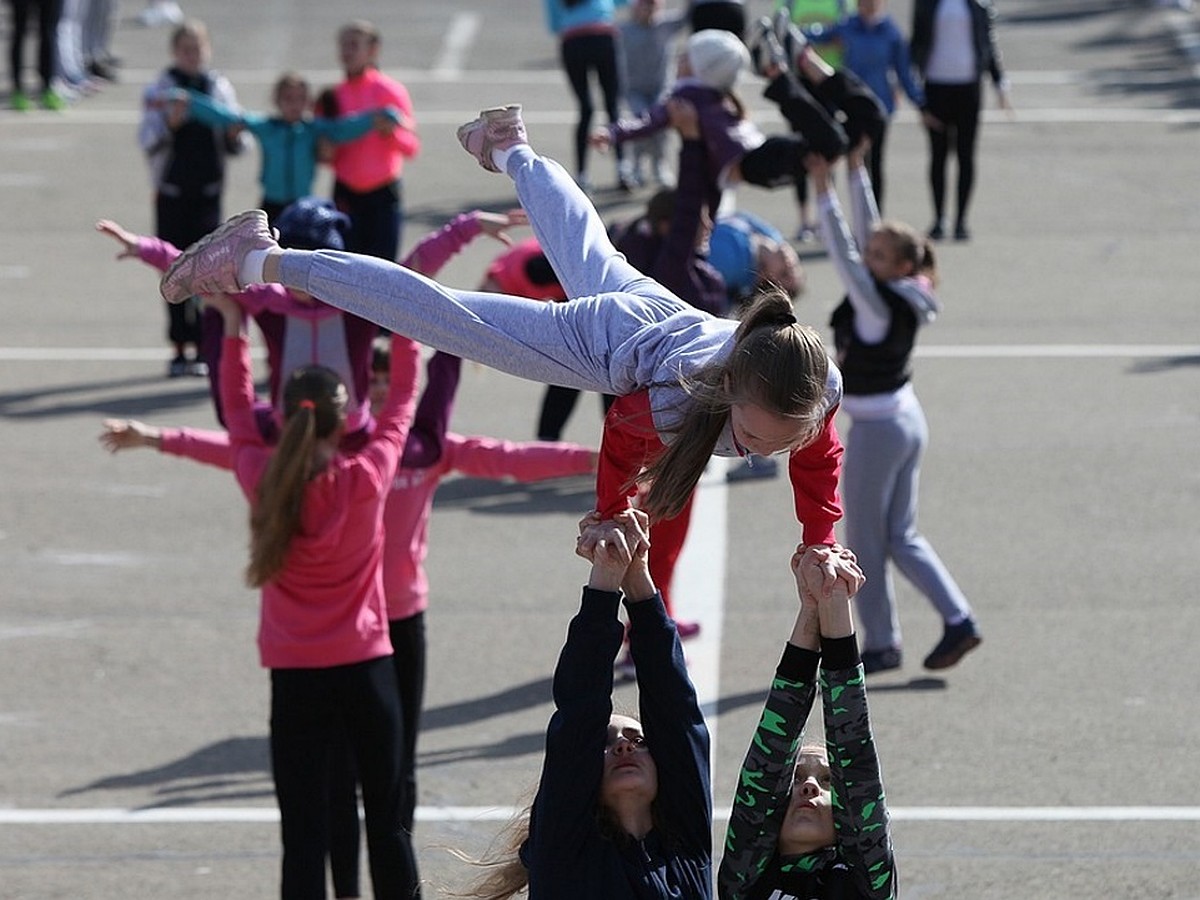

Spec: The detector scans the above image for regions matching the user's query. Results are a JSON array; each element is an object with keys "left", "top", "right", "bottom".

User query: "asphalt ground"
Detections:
[{"left": 2, "top": 1, "right": 1200, "bottom": 897}]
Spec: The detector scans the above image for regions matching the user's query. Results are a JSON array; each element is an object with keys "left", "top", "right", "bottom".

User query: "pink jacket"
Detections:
[
  {"left": 159, "top": 427, "right": 595, "bottom": 623},
  {"left": 222, "top": 332, "right": 421, "bottom": 669}
]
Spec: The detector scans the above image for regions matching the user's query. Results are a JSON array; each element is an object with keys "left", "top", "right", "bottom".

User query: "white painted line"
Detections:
[
  {"left": 430, "top": 13, "right": 482, "bottom": 80},
  {"left": 674, "top": 457, "right": 731, "bottom": 761},
  {"left": 1, "top": 346, "right": 1196, "bottom": 363},
  {"left": 8, "top": 107, "right": 1200, "bottom": 127},
  {"left": 4, "top": 806, "right": 1200, "bottom": 825},
  {"left": 0, "top": 347, "right": 268, "bottom": 361}
]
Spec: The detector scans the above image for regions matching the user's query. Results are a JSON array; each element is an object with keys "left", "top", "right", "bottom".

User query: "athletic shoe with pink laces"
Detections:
[
  {"left": 160, "top": 210, "right": 277, "bottom": 304},
  {"left": 456, "top": 104, "right": 528, "bottom": 173}
]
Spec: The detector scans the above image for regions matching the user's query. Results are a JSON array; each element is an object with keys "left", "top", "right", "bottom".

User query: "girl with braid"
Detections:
[{"left": 157, "top": 103, "right": 856, "bottom": 582}]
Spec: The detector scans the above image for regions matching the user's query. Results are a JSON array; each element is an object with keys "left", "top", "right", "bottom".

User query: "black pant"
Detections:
[
  {"left": 537, "top": 384, "right": 615, "bottom": 442},
  {"left": 326, "top": 613, "right": 426, "bottom": 895},
  {"left": 155, "top": 191, "right": 220, "bottom": 351},
  {"left": 271, "top": 657, "right": 420, "bottom": 900},
  {"left": 8, "top": 0, "right": 62, "bottom": 93},
  {"left": 334, "top": 179, "right": 402, "bottom": 262},
  {"left": 559, "top": 31, "right": 624, "bottom": 178},
  {"left": 923, "top": 80, "right": 982, "bottom": 226},
  {"left": 688, "top": 1, "right": 746, "bottom": 38}
]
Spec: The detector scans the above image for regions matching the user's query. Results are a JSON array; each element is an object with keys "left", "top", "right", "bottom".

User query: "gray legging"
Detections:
[
  {"left": 276, "top": 145, "right": 735, "bottom": 424},
  {"left": 842, "top": 397, "right": 973, "bottom": 653}
]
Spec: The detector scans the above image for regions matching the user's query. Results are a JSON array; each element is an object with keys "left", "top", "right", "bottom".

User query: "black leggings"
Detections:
[
  {"left": 271, "top": 657, "right": 420, "bottom": 900},
  {"left": 559, "top": 31, "right": 624, "bottom": 177},
  {"left": 326, "top": 614, "right": 426, "bottom": 897},
  {"left": 155, "top": 192, "right": 221, "bottom": 351},
  {"left": 8, "top": 0, "right": 62, "bottom": 93},
  {"left": 923, "top": 80, "right": 982, "bottom": 226},
  {"left": 537, "top": 385, "right": 615, "bottom": 442},
  {"left": 688, "top": 1, "right": 746, "bottom": 38}
]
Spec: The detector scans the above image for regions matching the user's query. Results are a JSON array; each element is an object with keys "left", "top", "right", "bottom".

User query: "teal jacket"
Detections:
[{"left": 185, "top": 92, "right": 396, "bottom": 205}]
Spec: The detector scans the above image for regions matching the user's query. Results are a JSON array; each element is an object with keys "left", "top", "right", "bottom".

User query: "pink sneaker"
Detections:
[
  {"left": 456, "top": 104, "right": 528, "bottom": 173},
  {"left": 160, "top": 210, "right": 277, "bottom": 304}
]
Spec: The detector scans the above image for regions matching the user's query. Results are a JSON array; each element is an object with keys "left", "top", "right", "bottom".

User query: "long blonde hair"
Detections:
[
  {"left": 246, "top": 365, "right": 346, "bottom": 587},
  {"left": 639, "top": 290, "right": 829, "bottom": 521}
]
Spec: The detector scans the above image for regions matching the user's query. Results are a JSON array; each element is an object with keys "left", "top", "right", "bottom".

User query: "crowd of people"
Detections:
[{"left": 69, "top": 1, "right": 1019, "bottom": 896}]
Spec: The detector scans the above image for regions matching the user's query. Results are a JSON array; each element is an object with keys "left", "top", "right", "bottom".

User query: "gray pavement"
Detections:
[{"left": 2, "top": 1, "right": 1200, "bottom": 897}]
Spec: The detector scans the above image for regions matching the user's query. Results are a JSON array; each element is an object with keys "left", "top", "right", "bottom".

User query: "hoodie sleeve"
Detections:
[
  {"left": 159, "top": 427, "right": 234, "bottom": 470},
  {"left": 786, "top": 410, "right": 843, "bottom": 547},
  {"left": 816, "top": 173, "right": 891, "bottom": 344},
  {"left": 595, "top": 390, "right": 664, "bottom": 519},
  {"left": 719, "top": 643, "right": 821, "bottom": 900}
]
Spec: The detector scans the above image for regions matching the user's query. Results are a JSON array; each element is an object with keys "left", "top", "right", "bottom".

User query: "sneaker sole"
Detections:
[
  {"left": 923, "top": 635, "right": 982, "bottom": 671},
  {"left": 160, "top": 210, "right": 264, "bottom": 304}
]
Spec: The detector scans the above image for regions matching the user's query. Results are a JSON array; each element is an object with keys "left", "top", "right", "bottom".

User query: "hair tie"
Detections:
[{"left": 298, "top": 399, "right": 316, "bottom": 410}]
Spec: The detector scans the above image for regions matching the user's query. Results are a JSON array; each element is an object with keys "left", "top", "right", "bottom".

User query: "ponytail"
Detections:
[
  {"left": 246, "top": 366, "right": 346, "bottom": 587},
  {"left": 640, "top": 290, "right": 829, "bottom": 520}
]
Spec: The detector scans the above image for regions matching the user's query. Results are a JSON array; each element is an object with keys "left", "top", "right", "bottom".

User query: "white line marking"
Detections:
[
  {"left": 1, "top": 346, "right": 1196, "bottom": 363},
  {"left": 675, "top": 457, "right": 731, "bottom": 762},
  {"left": 430, "top": 13, "right": 481, "bottom": 80},
  {"left": 6, "top": 107, "right": 1200, "bottom": 127},
  {"left": 3, "top": 806, "right": 1200, "bottom": 825}
]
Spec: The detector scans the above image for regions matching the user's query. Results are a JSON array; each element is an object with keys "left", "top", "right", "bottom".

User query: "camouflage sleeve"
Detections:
[
  {"left": 718, "top": 645, "right": 819, "bottom": 900},
  {"left": 821, "top": 662, "right": 897, "bottom": 900}
]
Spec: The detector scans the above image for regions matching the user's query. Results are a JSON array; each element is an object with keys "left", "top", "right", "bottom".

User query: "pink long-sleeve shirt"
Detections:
[
  {"left": 222, "top": 332, "right": 421, "bottom": 669},
  {"left": 332, "top": 68, "right": 420, "bottom": 192},
  {"left": 159, "top": 426, "right": 595, "bottom": 623}
]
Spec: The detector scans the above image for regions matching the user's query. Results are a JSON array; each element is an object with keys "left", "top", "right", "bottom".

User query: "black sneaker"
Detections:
[
  {"left": 927, "top": 221, "right": 945, "bottom": 241},
  {"left": 953, "top": 222, "right": 971, "bottom": 242},
  {"left": 726, "top": 455, "right": 780, "bottom": 482},
  {"left": 923, "top": 619, "right": 982, "bottom": 670},
  {"left": 860, "top": 646, "right": 902, "bottom": 674}
]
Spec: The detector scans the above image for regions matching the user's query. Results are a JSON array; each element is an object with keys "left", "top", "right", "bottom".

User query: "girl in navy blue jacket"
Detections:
[{"left": 458, "top": 508, "right": 712, "bottom": 899}]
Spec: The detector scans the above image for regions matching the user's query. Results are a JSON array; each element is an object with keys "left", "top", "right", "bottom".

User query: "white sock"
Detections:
[
  {"left": 239, "top": 249, "right": 270, "bottom": 287},
  {"left": 491, "top": 145, "right": 519, "bottom": 174}
]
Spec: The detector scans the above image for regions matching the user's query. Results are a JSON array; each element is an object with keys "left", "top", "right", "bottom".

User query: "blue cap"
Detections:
[{"left": 276, "top": 197, "right": 350, "bottom": 251}]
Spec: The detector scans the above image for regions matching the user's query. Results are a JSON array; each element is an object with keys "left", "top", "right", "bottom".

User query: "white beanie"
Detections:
[{"left": 687, "top": 29, "right": 750, "bottom": 92}]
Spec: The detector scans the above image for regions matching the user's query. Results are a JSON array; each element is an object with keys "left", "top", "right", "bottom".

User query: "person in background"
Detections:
[
  {"left": 809, "top": 146, "right": 981, "bottom": 675},
  {"left": 617, "top": 0, "right": 687, "bottom": 188},
  {"left": 544, "top": 0, "right": 633, "bottom": 193},
  {"left": 8, "top": 0, "right": 66, "bottom": 110},
  {"left": 138, "top": 18, "right": 246, "bottom": 377},
  {"left": 805, "top": 0, "right": 924, "bottom": 209},
  {"left": 331, "top": 19, "right": 420, "bottom": 260},
  {"left": 177, "top": 70, "right": 401, "bottom": 224},
  {"left": 909, "top": 0, "right": 1012, "bottom": 241}
]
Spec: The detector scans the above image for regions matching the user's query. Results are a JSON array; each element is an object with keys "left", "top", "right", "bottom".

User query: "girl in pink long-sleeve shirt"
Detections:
[{"left": 205, "top": 290, "right": 423, "bottom": 899}]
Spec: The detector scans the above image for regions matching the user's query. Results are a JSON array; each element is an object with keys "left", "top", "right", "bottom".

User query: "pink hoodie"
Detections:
[{"left": 221, "top": 332, "right": 421, "bottom": 669}]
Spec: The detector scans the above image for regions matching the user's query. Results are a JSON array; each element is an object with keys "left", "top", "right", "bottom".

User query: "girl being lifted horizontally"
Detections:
[{"left": 157, "top": 103, "right": 856, "bottom": 581}]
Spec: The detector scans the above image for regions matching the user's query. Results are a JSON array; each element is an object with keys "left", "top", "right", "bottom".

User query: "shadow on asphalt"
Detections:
[
  {"left": 432, "top": 475, "right": 596, "bottom": 515},
  {"left": 58, "top": 735, "right": 273, "bottom": 807},
  {"left": 0, "top": 374, "right": 213, "bottom": 420}
]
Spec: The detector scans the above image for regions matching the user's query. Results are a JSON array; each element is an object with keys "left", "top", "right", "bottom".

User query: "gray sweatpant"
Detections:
[
  {"left": 843, "top": 398, "right": 973, "bottom": 653},
  {"left": 277, "top": 146, "right": 736, "bottom": 426}
]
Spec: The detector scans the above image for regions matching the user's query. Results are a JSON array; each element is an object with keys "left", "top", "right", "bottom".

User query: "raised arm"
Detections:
[
  {"left": 718, "top": 546, "right": 825, "bottom": 900},
  {"left": 817, "top": 568, "right": 896, "bottom": 899},
  {"left": 809, "top": 153, "right": 891, "bottom": 343}
]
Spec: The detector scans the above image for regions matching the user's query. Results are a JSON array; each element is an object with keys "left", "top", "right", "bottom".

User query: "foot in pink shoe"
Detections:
[
  {"left": 160, "top": 210, "right": 277, "bottom": 304},
  {"left": 456, "top": 104, "right": 528, "bottom": 173}
]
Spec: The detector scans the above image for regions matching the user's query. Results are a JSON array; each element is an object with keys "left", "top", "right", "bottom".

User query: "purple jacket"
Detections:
[{"left": 607, "top": 79, "right": 764, "bottom": 188}]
